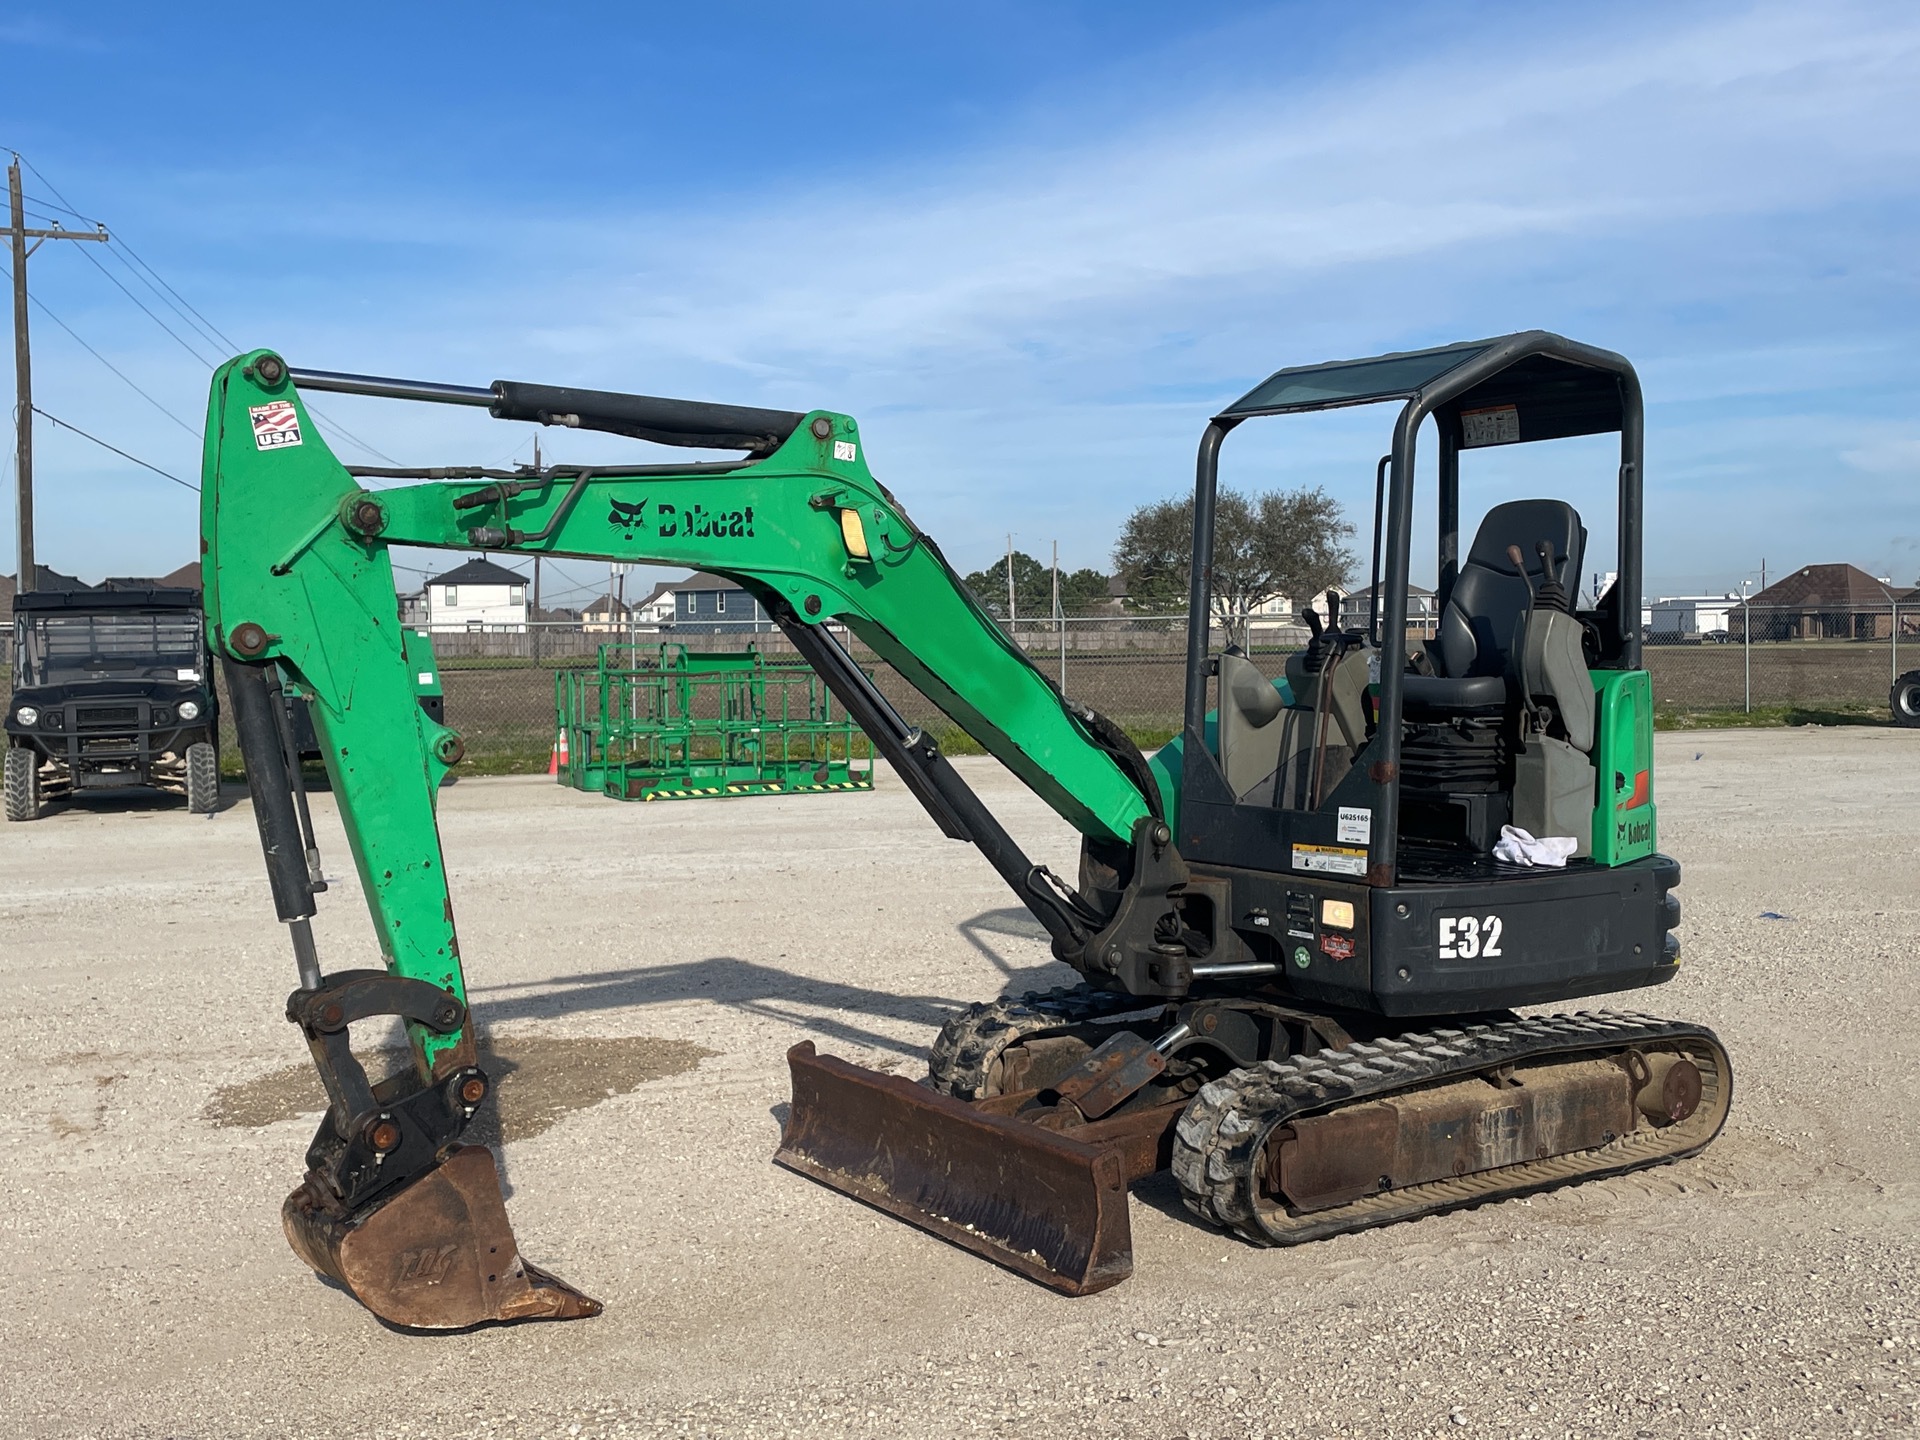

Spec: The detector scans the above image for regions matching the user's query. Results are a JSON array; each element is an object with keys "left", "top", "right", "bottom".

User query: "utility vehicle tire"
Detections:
[
  {"left": 186, "top": 741, "right": 220, "bottom": 814},
  {"left": 1894, "top": 670, "right": 1920, "bottom": 729},
  {"left": 4, "top": 747, "right": 41, "bottom": 822}
]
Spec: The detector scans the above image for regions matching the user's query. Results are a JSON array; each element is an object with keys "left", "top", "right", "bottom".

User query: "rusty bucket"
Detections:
[{"left": 283, "top": 1145, "right": 602, "bottom": 1329}]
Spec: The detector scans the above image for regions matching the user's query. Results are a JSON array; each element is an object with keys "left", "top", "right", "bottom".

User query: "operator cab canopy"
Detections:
[
  {"left": 1219, "top": 334, "right": 1626, "bottom": 443},
  {"left": 1205, "top": 328, "right": 1642, "bottom": 674},
  {"left": 1183, "top": 330, "right": 1646, "bottom": 868}
]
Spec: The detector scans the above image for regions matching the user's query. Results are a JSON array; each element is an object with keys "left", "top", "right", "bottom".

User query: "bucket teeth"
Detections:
[{"left": 283, "top": 1144, "right": 600, "bottom": 1329}]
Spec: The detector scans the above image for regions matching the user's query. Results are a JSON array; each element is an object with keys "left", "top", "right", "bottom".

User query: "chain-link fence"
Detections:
[
  {"left": 268, "top": 603, "right": 1916, "bottom": 772},
  {"left": 1644, "top": 601, "right": 1916, "bottom": 722}
]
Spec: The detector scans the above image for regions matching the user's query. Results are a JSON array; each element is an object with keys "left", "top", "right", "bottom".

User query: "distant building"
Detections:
[
  {"left": 0, "top": 566, "right": 95, "bottom": 628},
  {"left": 581, "top": 593, "right": 630, "bottom": 634},
  {"left": 1650, "top": 594, "right": 1736, "bottom": 638},
  {"left": 1733, "top": 563, "right": 1914, "bottom": 641},
  {"left": 423, "top": 557, "right": 528, "bottom": 632},
  {"left": 1338, "top": 582, "right": 1435, "bottom": 634},
  {"left": 672, "top": 572, "right": 776, "bottom": 634},
  {"left": 633, "top": 581, "right": 677, "bottom": 628}
]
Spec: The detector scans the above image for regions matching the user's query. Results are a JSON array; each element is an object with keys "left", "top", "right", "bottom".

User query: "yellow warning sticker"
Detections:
[{"left": 1292, "top": 844, "right": 1368, "bottom": 878}]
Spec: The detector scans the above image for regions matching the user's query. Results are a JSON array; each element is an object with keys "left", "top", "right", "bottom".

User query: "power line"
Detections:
[
  {"left": 14, "top": 153, "right": 404, "bottom": 474},
  {"left": 23, "top": 193, "right": 96, "bottom": 224},
  {"left": 17, "top": 156, "right": 86, "bottom": 222},
  {"left": 104, "top": 241, "right": 231, "bottom": 355},
  {"left": 68, "top": 240, "right": 219, "bottom": 367},
  {"left": 33, "top": 405, "right": 196, "bottom": 491},
  {"left": 0, "top": 260, "right": 199, "bottom": 436}
]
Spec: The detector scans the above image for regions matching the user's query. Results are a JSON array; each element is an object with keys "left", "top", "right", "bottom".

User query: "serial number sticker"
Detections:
[
  {"left": 833, "top": 439, "right": 858, "bottom": 463},
  {"left": 177, "top": 668, "right": 200, "bottom": 681},
  {"left": 1337, "top": 805, "right": 1371, "bottom": 845},
  {"left": 417, "top": 673, "right": 433, "bottom": 686},
  {"left": 1292, "top": 844, "right": 1367, "bottom": 878},
  {"left": 1437, "top": 913, "right": 1505, "bottom": 960},
  {"left": 249, "top": 400, "right": 303, "bottom": 450},
  {"left": 1460, "top": 404, "right": 1520, "bottom": 448}
]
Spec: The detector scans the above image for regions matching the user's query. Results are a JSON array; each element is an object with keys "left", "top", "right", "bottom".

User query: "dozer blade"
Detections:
[
  {"left": 283, "top": 1145, "right": 602, "bottom": 1330},
  {"left": 774, "top": 1042, "right": 1133, "bottom": 1295}
]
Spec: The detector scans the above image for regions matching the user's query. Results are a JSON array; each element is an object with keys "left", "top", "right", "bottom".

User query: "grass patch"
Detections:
[{"left": 1655, "top": 703, "right": 1890, "bottom": 730}]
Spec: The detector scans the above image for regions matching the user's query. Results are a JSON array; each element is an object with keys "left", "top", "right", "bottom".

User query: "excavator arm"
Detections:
[{"left": 202, "top": 351, "right": 1188, "bottom": 1324}]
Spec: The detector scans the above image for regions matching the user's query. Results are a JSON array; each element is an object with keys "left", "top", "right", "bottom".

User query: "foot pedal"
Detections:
[{"left": 283, "top": 1145, "right": 601, "bottom": 1329}]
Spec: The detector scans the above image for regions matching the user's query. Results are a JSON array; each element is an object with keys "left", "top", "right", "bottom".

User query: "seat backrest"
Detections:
[{"left": 1435, "top": 499, "right": 1586, "bottom": 678}]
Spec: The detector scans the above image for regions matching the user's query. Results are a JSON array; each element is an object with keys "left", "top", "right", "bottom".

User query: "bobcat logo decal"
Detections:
[{"left": 607, "top": 496, "right": 649, "bottom": 535}]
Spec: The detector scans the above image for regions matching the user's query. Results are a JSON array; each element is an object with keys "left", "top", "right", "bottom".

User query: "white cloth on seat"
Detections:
[{"left": 1492, "top": 824, "right": 1578, "bottom": 868}]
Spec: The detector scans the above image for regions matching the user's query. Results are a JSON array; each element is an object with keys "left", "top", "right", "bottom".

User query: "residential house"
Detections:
[
  {"left": 1732, "top": 563, "right": 1913, "bottom": 641},
  {"left": 423, "top": 557, "right": 528, "bottom": 632},
  {"left": 1338, "top": 582, "right": 1435, "bottom": 635},
  {"left": 672, "top": 572, "right": 776, "bottom": 635},
  {"left": 581, "top": 593, "right": 630, "bottom": 634},
  {"left": 0, "top": 566, "right": 95, "bottom": 628},
  {"left": 633, "top": 581, "right": 677, "bottom": 629}
]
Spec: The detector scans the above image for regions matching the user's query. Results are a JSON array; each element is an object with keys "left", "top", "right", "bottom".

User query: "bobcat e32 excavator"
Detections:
[{"left": 201, "top": 332, "right": 1729, "bottom": 1328}]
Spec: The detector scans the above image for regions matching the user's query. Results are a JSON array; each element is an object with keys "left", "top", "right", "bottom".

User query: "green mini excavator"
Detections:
[{"left": 201, "top": 334, "right": 1730, "bottom": 1328}]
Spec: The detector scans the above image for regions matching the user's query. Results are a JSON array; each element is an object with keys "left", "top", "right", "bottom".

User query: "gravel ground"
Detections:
[{"left": 0, "top": 728, "right": 1914, "bottom": 1439}]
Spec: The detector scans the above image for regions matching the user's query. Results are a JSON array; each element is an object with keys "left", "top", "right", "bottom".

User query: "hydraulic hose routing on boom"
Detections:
[{"left": 201, "top": 350, "right": 1186, "bottom": 1325}]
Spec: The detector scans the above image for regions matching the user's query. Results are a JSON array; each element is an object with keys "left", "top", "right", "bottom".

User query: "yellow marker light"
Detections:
[
  {"left": 1320, "top": 899, "right": 1355, "bottom": 930},
  {"left": 839, "top": 508, "right": 871, "bottom": 560}
]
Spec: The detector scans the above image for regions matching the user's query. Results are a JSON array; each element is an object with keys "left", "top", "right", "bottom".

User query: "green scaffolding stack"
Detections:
[{"left": 555, "top": 643, "right": 874, "bottom": 802}]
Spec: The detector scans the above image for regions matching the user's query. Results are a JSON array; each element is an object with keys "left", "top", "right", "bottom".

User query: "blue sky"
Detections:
[{"left": 3, "top": 0, "right": 1917, "bottom": 609}]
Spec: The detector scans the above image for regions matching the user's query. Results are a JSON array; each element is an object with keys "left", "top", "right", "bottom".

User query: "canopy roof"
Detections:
[{"left": 1218, "top": 331, "right": 1631, "bottom": 446}]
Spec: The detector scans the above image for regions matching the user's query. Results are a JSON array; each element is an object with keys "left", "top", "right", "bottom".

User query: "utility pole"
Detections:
[
  {"left": 9, "top": 155, "right": 108, "bottom": 593},
  {"left": 530, "top": 437, "right": 542, "bottom": 661},
  {"left": 1053, "top": 539, "right": 1065, "bottom": 692},
  {"left": 1005, "top": 534, "right": 1017, "bottom": 631}
]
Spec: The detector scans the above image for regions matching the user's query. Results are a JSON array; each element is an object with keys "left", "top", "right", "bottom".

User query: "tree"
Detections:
[
  {"left": 961, "top": 551, "right": 1112, "bottom": 621},
  {"left": 1112, "top": 486, "right": 1354, "bottom": 646}
]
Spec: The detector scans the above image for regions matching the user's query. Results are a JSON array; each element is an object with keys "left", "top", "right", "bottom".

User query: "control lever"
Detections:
[
  {"left": 1506, "top": 544, "right": 1551, "bottom": 735},
  {"left": 1531, "top": 540, "right": 1573, "bottom": 614}
]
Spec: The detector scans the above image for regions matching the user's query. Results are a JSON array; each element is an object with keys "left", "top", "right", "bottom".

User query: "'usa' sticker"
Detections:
[{"left": 250, "top": 400, "right": 303, "bottom": 450}]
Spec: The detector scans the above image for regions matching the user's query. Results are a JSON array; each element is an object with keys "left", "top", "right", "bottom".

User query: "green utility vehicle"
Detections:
[
  {"left": 6, "top": 584, "right": 218, "bottom": 819},
  {"left": 557, "top": 641, "right": 872, "bottom": 800},
  {"left": 201, "top": 337, "right": 1728, "bottom": 1329}
]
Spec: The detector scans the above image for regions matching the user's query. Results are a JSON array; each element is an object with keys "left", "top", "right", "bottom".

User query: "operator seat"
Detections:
[
  {"left": 1397, "top": 499, "right": 1593, "bottom": 854},
  {"left": 1403, "top": 499, "right": 1587, "bottom": 717}
]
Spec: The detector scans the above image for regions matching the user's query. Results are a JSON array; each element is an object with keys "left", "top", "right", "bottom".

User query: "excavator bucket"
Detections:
[
  {"left": 282, "top": 1146, "right": 602, "bottom": 1330},
  {"left": 774, "top": 1042, "right": 1135, "bottom": 1295}
]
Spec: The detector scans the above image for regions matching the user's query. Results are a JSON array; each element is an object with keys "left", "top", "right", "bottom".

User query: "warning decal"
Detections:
[
  {"left": 1460, "top": 404, "right": 1520, "bottom": 448},
  {"left": 1292, "top": 844, "right": 1368, "bottom": 878},
  {"left": 249, "top": 400, "right": 303, "bottom": 450}
]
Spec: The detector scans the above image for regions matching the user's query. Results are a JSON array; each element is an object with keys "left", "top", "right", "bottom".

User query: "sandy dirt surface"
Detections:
[{"left": 0, "top": 728, "right": 1915, "bottom": 1439}]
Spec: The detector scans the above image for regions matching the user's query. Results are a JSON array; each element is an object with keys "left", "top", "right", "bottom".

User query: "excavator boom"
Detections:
[{"left": 202, "top": 352, "right": 1172, "bottom": 1320}]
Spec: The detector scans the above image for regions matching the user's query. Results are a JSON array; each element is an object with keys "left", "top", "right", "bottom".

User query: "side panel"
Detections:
[
  {"left": 1198, "top": 855, "right": 1681, "bottom": 1017},
  {"left": 1591, "top": 670, "right": 1656, "bottom": 865}
]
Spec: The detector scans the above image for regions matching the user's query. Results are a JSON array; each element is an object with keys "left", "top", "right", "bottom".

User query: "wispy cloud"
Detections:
[{"left": 17, "top": 0, "right": 1920, "bottom": 588}]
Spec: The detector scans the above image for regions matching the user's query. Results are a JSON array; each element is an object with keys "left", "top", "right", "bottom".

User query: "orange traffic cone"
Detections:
[{"left": 548, "top": 727, "right": 570, "bottom": 777}]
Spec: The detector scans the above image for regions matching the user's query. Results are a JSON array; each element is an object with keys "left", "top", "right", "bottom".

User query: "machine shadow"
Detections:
[
  {"left": 465, "top": 906, "right": 1076, "bottom": 1199},
  {"left": 468, "top": 952, "right": 1069, "bottom": 1062}
]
